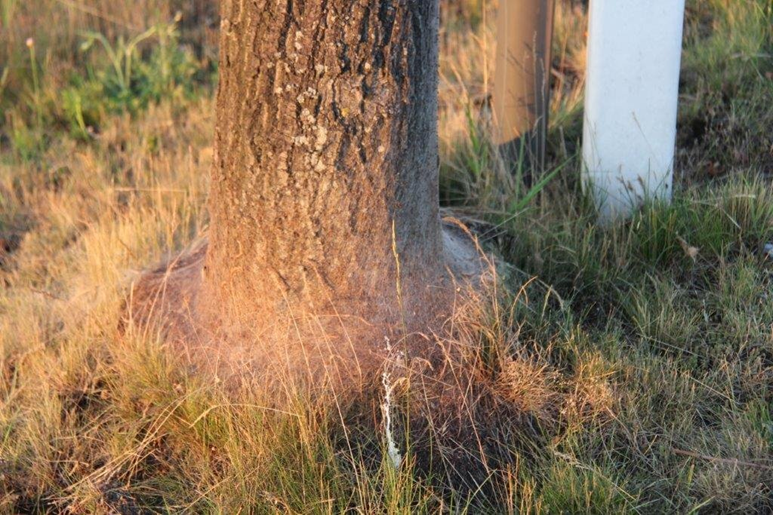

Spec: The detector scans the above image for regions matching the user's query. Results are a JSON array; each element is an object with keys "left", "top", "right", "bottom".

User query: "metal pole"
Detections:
[
  {"left": 582, "top": 0, "right": 687, "bottom": 221},
  {"left": 493, "top": 0, "right": 555, "bottom": 184}
]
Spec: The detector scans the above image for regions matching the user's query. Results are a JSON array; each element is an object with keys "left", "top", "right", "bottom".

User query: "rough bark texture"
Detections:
[{"left": 204, "top": 0, "right": 446, "bottom": 326}]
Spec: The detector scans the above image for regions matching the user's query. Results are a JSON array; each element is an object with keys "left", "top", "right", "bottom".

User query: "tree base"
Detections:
[{"left": 127, "top": 219, "right": 490, "bottom": 389}]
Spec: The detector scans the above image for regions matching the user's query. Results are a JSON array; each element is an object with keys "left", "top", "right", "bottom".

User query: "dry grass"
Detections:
[{"left": 1, "top": 0, "right": 772, "bottom": 512}]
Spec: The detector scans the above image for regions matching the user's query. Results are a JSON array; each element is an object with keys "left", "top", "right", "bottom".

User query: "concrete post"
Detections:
[{"left": 582, "top": 0, "right": 687, "bottom": 220}]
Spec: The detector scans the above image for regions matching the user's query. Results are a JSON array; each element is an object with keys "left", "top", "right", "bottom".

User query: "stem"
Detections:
[{"left": 28, "top": 43, "right": 42, "bottom": 134}]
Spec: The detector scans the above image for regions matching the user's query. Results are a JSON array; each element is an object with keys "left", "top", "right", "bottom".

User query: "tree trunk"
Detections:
[
  {"left": 203, "top": 0, "right": 446, "bottom": 328},
  {"left": 130, "top": 0, "right": 483, "bottom": 382}
]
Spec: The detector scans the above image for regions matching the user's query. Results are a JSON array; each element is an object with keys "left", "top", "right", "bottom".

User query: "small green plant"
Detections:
[
  {"left": 9, "top": 115, "right": 40, "bottom": 161},
  {"left": 58, "top": 17, "right": 200, "bottom": 137},
  {"left": 78, "top": 26, "right": 160, "bottom": 97},
  {"left": 1, "top": 15, "right": 206, "bottom": 151},
  {"left": 60, "top": 78, "right": 104, "bottom": 140}
]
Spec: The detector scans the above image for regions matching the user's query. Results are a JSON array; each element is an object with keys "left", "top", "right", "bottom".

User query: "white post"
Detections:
[{"left": 582, "top": 0, "right": 687, "bottom": 220}]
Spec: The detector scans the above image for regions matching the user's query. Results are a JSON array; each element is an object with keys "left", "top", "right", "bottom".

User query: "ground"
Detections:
[{"left": 0, "top": 0, "right": 772, "bottom": 512}]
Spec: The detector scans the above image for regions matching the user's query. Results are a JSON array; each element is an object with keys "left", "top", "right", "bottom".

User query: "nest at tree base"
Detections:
[
  {"left": 126, "top": 220, "right": 509, "bottom": 494},
  {"left": 127, "top": 218, "right": 490, "bottom": 392}
]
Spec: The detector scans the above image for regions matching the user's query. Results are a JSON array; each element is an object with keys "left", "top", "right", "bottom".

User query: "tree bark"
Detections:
[{"left": 203, "top": 0, "right": 446, "bottom": 327}]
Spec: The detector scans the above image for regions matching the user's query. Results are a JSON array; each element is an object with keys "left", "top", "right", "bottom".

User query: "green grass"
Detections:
[
  {"left": 1, "top": 0, "right": 772, "bottom": 512},
  {"left": 0, "top": 5, "right": 213, "bottom": 159}
]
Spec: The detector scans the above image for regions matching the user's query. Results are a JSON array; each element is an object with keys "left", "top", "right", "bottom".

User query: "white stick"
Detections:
[{"left": 582, "top": 0, "right": 687, "bottom": 220}]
